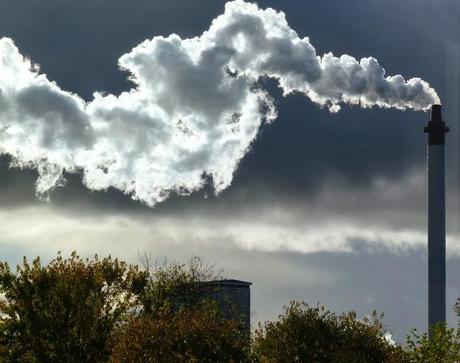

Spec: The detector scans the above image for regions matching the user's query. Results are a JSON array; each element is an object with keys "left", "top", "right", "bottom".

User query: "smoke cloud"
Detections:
[{"left": 0, "top": 0, "right": 440, "bottom": 206}]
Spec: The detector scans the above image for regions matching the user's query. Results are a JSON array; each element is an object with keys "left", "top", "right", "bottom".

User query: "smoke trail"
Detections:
[{"left": 0, "top": 0, "right": 440, "bottom": 206}]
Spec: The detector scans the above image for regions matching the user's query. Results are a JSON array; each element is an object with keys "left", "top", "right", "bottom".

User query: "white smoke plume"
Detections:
[{"left": 0, "top": 0, "right": 440, "bottom": 206}]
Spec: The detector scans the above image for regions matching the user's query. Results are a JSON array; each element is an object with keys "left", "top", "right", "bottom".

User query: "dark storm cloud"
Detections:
[
  {"left": 0, "top": 0, "right": 225, "bottom": 100},
  {"left": 0, "top": 155, "right": 37, "bottom": 207},
  {"left": 235, "top": 86, "right": 427, "bottom": 197},
  {"left": 235, "top": 0, "right": 459, "bottom": 199}
]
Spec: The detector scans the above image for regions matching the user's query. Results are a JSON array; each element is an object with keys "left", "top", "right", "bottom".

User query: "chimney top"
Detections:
[
  {"left": 431, "top": 104, "right": 442, "bottom": 123},
  {"left": 424, "top": 104, "right": 448, "bottom": 145}
]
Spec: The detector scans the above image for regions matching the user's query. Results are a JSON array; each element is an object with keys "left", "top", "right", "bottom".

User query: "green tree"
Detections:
[
  {"left": 401, "top": 299, "right": 460, "bottom": 362},
  {"left": 252, "top": 301, "right": 409, "bottom": 363},
  {"left": 405, "top": 324, "right": 460, "bottom": 362},
  {"left": 0, "top": 252, "right": 147, "bottom": 363}
]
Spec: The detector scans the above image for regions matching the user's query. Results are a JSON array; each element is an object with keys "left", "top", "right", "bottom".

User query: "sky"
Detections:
[{"left": 0, "top": 0, "right": 459, "bottom": 342}]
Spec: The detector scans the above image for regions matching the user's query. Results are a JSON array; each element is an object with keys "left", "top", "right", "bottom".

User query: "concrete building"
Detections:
[{"left": 201, "top": 279, "right": 252, "bottom": 331}]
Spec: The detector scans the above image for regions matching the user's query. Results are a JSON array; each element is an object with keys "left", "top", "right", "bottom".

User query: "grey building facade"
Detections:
[{"left": 202, "top": 279, "right": 252, "bottom": 331}]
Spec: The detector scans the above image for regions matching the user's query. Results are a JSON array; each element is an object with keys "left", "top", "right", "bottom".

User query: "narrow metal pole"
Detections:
[{"left": 424, "top": 104, "right": 449, "bottom": 331}]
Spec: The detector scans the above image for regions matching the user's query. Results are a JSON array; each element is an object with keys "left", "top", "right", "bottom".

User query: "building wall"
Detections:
[{"left": 202, "top": 280, "right": 251, "bottom": 332}]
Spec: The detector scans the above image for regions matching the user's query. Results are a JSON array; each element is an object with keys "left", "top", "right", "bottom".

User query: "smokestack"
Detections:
[{"left": 424, "top": 104, "right": 449, "bottom": 331}]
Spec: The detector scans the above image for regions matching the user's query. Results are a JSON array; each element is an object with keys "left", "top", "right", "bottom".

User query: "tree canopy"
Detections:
[
  {"left": 0, "top": 252, "right": 147, "bottom": 362},
  {"left": 0, "top": 252, "right": 459, "bottom": 362},
  {"left": 252, "top": 301, "right": 409, "bottom": 363}
]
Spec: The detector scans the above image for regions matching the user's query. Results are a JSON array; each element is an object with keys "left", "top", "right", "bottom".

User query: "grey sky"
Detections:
[{"left": 0, "top": 0, "right": 459, "bottom": 342}]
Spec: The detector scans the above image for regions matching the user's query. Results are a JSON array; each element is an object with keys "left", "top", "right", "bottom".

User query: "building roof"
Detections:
[{"left": 203, "top": 279, "right": 252, "bottom": 287}]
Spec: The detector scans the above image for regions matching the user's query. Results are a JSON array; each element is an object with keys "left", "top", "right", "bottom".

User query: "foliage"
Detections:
[
  {"left": 252, "top": 301, "right": 409, "bottom": 363},
  {"left": 110, "top": 303, "right": 250, "bottom": 362},
  {"left": 110, "top": 255, "right": 250, "bottom": 362},
  {"left": 4, "top": 251, "right": 460, "bottom": 362},
  {"left": 455, "top": 298, "right": 460, "bottom": 320},
  {"left": 138, "top": 255, "right": 222, "bottom": 314},
  {"left": 0, "top": 252, "right": 147, "bottom": 363},
  {"left": 405, "top": 324, "right": 460, "bottom": 362},
  {"left": 402, "top": 299, "right": 460, "bottom": 362}
]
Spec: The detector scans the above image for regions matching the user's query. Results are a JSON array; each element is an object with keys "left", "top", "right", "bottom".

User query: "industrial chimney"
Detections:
[{"left": 424, "top": 104, "right": 449, "bottom": 330}]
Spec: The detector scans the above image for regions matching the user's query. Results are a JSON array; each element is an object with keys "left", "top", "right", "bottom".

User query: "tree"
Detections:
[
  {"left": 0, "top": 252, "right": 147, "bottom": 363},
  {"left": 405, "top": 324, "right": 460, "bottom": 362},
  {"left": 401, "top": 299, "right": 460, "bottom": 362},
  {"left": 137, "top": 255, "right": 221, "bottom": 314},
  {"left": 252, "top": 301, "right": 409, "bottom": 363},
  {"left": 110, "top": 303, "right": 249, "bottom": 362},
  {"left": 110, "top": 256, "right": 250, "bottom": 362}
]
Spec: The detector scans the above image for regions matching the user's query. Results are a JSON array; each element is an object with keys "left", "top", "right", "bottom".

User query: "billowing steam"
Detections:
[{"left": 0, "top": 0, "right": 440, "bottom": 206}]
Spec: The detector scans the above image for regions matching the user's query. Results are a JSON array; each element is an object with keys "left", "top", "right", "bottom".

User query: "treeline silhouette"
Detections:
[{"left": 0, "top": 252, "right": 459, "bottom": 362}]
